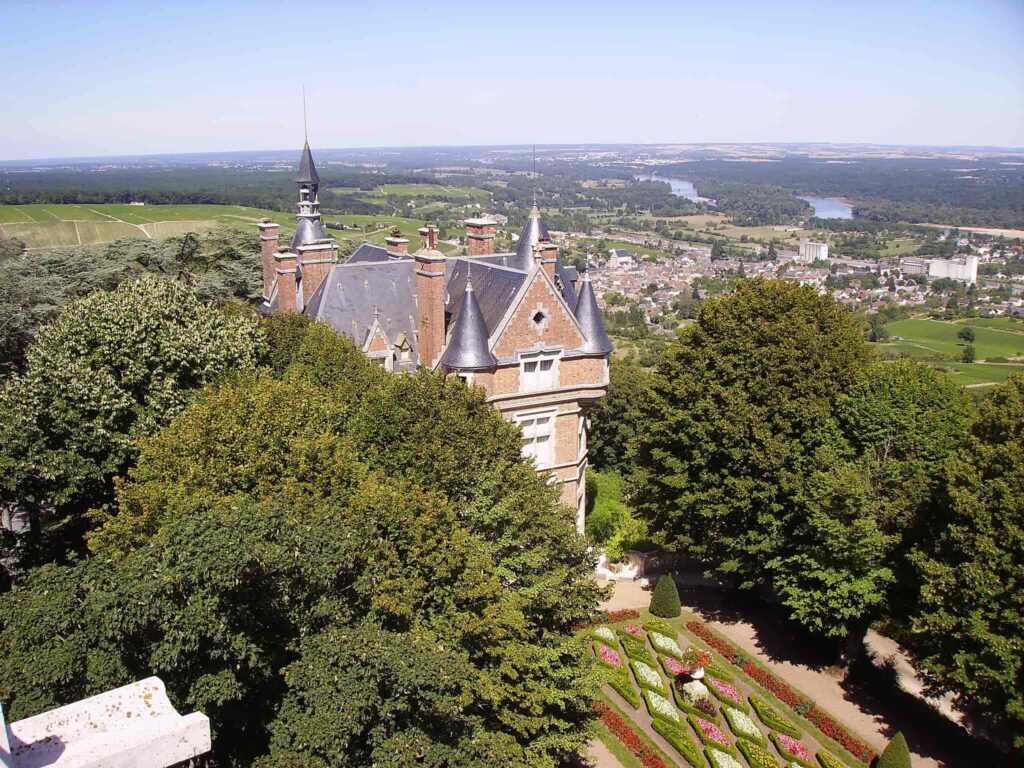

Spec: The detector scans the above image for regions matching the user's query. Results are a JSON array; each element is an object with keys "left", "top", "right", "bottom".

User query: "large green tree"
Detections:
[
  {"left": 0, "top": 276, "right": 264, "bottom": 557},
  {"left": 630, "top": 278, "right": 874, "bottom": 589},
  {"left": 1, "top": 324, "right": 602, "bottom": 767},
  {"left": 910, "top": 374, "right": 1024, "bottom": 747},
  {"left": 588, "top": 357, "right": 653, "bottom": 474}
]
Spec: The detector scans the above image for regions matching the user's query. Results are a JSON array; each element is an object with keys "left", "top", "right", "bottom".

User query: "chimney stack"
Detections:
[
  {"left": 258, "top": 219, "right": 280, "bottom": 302},
  {"left": 534, "top": 241, "right": 558, "bottom": 281},
  {"left": 465, "top": 216, "right": 496, "bottom": 256},
  {"left": 385, "top": 227, "right": 409, "bottom": 258},
  {"left": 296, "top": 238, "right": 337, "bottom": 304},
  {"left": 275, "top": 247, "right": 298, "bottom": 313},
  {"left": 419, "top": 224, "right": 439, "bottom": 251},
  {"left": 414, "top": 242, "right": 446, "bottom": 368}
]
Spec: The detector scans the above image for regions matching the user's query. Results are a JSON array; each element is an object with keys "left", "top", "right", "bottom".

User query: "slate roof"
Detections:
[
  {"left": 439, "top": 280, "right": 497, "bottom": 370},
  {"left": 509, "top": 205, "right": 550, "bottom": 272},
  {"left": 295, "top": 140, "right": 320, "bottom": 185},
  {"left": 444, "top": 258, "right": 528, "bottom": 334},
  {"left": 304, "top": 259, "right": 419, "bottom": 360},
  {"left": 573, "top": 272, "right": 614, "bottom": 355},
  {"left": 290, "top": 217, "right": 329, "bottom": 249},
  {"left": 345, "top": 243, "right": 390, "bottom": 264}
]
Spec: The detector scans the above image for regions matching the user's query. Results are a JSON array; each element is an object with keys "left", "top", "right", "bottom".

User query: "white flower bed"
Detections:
[
  {"left": 631, "top": 659, "right": 665, "bottom": 692},
  {"left": 723, "top": 705, "right": 762, "bottom": 742},
  {"left": 594, "top": 626, "right": 616, "bottom": 643},
  {"left": 707, "top": 750, "right": 743, "bottom": 768},
  {"left": 649, "top": 631, "right": 683, "bottom": 659},
  {"left": 681, "top": 680, "right": 710, "bottom": 704},
  {"left": 643, "top": 689, "right": 680, "bottom": 723}
]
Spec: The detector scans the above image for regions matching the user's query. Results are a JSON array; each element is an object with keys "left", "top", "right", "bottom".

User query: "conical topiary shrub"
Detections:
[
  {"left": 649, "top": 574, "right": 681, "bottom": 618},
  {"left": 875, "top": 732, "right": 911, "bottom": 768}
]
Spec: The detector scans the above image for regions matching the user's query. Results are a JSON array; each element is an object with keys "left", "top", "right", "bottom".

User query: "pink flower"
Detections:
[
  {"left": 709, "top": 678, "right": 743, "bottom": 704},
  {"left": 664, "top": 658, "right": 691, "bottom": 676},
  {"left": 778, "top": 734, "right": 812, "bottom": 761},
  {"left": 598, "top": 644, "right": 623, "bottom": 668},
  {"left": 695, "top": 717, "right": 731, "bottom": 747},
  {"left": 623, "top": 625, "right": 644, "bottom": 638}
]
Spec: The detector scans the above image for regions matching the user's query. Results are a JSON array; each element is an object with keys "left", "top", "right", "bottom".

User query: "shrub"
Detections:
[
  {"left": 721, "top": 705, "right": 765, "bottom": 744},
  {"left": 749, "top": 695, "right": 801, "bottom": 738},
  {"left": 770, "top": 732, "right": 815, "bottom": 768},
  {"left": 737, "top": 739, "right": 782, "bottom": 768},
  {"left": 876, "top": 732, "right": 911, "bottom": 768},
  {"left": 651, "top": 717, "right": 703, "bottom": 768},
  {"left": 650, "top": 574, "right": 682, "bottom": 617},
  {"left": 595, "top": 701, "right": 670, "bottom": 768}
]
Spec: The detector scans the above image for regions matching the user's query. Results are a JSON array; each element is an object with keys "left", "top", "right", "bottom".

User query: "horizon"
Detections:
[{"left": 2, "top": 0, "right": 1022, "bottom": 161}]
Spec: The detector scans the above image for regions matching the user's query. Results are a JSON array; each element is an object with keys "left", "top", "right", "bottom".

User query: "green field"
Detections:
[{"left": 882, "top": 317, "right": 1024, "bottom": 388}]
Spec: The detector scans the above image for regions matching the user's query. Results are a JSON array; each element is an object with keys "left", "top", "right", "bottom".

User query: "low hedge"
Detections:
[
  {"left": 721, "top": 705, "right": 766, "bottom": 745},
  {"left": 704, "top": 662, "right": 735, "bottom": 682},
  {"left": 705, "top": 677, "right": 750, "bottom": 712},
  {"left": 749, "top": 695, "right": 801, "bottom": 738},
  {"left": 651, "top": 717, "right": 703, "bottom": 768},
  {"left": 608, "top": 669, "right": 641, "bottom": 709},
  {"left": 643, "top": 618, "right": 675, "bottom": 635},
  {"left": 619, "top": 634, "right": 656, "bottom": 663},
  {"left": 737, "top": 738, "right": 781, "bottom": 768},
  {"left": 595, "top": 700, "right": 671, "bottom": 768},
  {"left": 816, "top": 751, "right": 846, "bottom": 768},
  {"left": 687, "top": 713, "right": 736, "bottom": 755},
  {"left": 643, "top": 688, "right": 681, "bottom": 725},
  {"left": 705, "top": 747, "right": 744, "bottom": 768}
]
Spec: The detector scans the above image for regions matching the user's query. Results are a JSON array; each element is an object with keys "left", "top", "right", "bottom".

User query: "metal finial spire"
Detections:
[{"left": 532, "top": 143, "right": 537, "bottom": 206}]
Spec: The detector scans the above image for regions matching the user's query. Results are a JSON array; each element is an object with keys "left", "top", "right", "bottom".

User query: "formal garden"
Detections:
[{"left": 582, "top": 579, "right": 912, "bottom": 768}]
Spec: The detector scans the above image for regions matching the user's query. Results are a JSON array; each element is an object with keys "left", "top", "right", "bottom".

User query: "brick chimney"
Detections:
[
  {"left": 414, "top": 244, "right": 446, "bottom": 368},
  {"left": 418, "top": 224, "right": 439, "bottom": 251},
  {"left": 275, "top": 248, "right": 298, "bottom": 312},
  {"left": 534, "top": 241, "right": 558, "bottom": 281},
  {"left": 385, "top": 228, "right": 409, "bottom": 258},
  {"left": 258, "top": 220, "right": 280, "bottom": 302},
  {"left": 297, "top": 238, "right": 338, "bottom": 304},
  {"left": 465, "top": 217, "right": 496, "bottom": 256}
]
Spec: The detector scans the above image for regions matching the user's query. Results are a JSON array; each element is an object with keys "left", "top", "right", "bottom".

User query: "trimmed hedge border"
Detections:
[
  {"left": 737, "top": 738, "right": 782, "bottom": 768},
  {"left": 643, "top": 688, "right": 681, "bottom": 724},
  {"left": 620, "top": 634, "right": 657, "bottom": 663},
  {"left": 650, "top": 717, "right": 704, "bottom": 768},
  {"left": 595, "top": 699, "right": 671, "bottom": 768},
  {"left": 686, "top": 620, "right": 877, "bottom": 764},
  {"left": 816, "top": 750, "right": 846, "bottom": 768},
  {"left": 609, "top": 670, "right": 641, "bottom": 709},
  {"left": 749, "top": 694, "right": 801, "bottom": 738},
  {"left": 706, "top": 747, "right": 744, "bottom": 768},
  {"left": 687, "top": 713, "right": 737, "bottom": 755},
  {"left": 721, "top": 705, "right": 766, "bottom": 744},
  {"left": 706, "top": 677, "right": 750, "bottom": 712}
]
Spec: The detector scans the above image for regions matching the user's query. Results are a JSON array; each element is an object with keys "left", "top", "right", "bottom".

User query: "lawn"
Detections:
[{"left": 883, "top": 318, "right": 1024, "bottom": 361}]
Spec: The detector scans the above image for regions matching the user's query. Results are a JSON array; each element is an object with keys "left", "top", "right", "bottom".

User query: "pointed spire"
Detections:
[
  {"left": 510, "top": 203, "right": 551, "bottom": 272},
  {"left": 295, "top": 140, "right": 320, "bottom": 185},
  {"left": 440, "top": 277, "right": 497, "bottom": 371},
  {"left": 574, "top": 271, "right": 613, "bottom": 355}
]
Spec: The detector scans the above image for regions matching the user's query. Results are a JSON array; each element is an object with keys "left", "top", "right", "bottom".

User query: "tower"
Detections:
[{"left": 291, "top": 141, "right": 337, "bottom": 307}]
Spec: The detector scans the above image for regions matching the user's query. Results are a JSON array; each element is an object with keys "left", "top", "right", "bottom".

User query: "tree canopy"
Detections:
[{"left": 1, "top": 322, "right": 602, "bottom": 767}]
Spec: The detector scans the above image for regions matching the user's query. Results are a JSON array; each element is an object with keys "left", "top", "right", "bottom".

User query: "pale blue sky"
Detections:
[{"left": 2, "top": 0, "right": 1022, "bottom": 160}]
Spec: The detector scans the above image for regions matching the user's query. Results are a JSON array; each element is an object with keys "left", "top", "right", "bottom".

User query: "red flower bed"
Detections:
[
  {"left": 607, "top": 608, "right": 642, "bottom": 622},
  {"left": 686, "top": 621, "right": 877, "bottom": 765},
  {"left": 595, "top": 701, "right": 670, "bottom": 768}
]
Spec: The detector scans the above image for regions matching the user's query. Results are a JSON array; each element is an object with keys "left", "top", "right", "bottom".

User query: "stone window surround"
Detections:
[
  {"left": 515, "top": 406, "right": 557, "bottom": 470},
  {"left": 518, "top": 348, "right": 561, "bottom": 393}
]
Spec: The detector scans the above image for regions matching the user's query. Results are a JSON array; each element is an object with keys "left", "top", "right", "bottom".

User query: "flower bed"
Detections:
[
  {"left": 749, "top": 695, "right": 801, "bottom": 738},
  {"left": 622, "top": 624, "right": 645, "bottom": 638},
  {"left": 686, "top": 620, "right": 876, "bottom": 764},
  {"left": 816, "top": 751, "right": 845, "bottom": 768},
  {"left": 707, "top": 678, "right": 749, "bottom": 712},
  {"left": 688, "top": 714, "right": 735, "bottom": 753},
  {"left": 606, "top": 608, "right": 641, "bottom": 622},
  {"left": 619, "top": 634, "right": 656, "bottom": 663},
  {"left": 595, "top": 700, "right": 670, "bottom": 768},
  {"left": 662, "top": 656, "right": 691, "bottom": 678},
  {"left": 643, "top": 618, "right": 675, "bottom": 635},
  {"left": 705, "top": 662, "right": 735, "bottom": 682},
  {"left": 672, "top": 679, "right": 720, "bottom": 721},
  {"left": 706, "top": 749, "right": 744, "bottom": 768},
  {"left": 650, "top": 717, "right": 703, "bottom": 768},
  {"left": 643, "top": 689, "right": 680, "bottom": 724},
  {"left": 682, "top": 647, "right": 714, "bottom": 671},
  {"left": 594, "top": 626, "right": 617, "bottom": 643},
  {"left": 609, "top": 670, "right": 641, "bottom": 709},
  {"left": 771, "top": 733, "right": 815, "bottom": 768},
  {"left": 594, "top": 642, "right": 624, "bottom": 670},
  {"left": 631, "top": 659, "right": 665, "bottom": 692},
  {"left": 737, "top": 738, "right": 781, "bottom": 768},
  {"left": 649, "top": 631, "right": 684, "bottom": 660},
  {"left": 721, "top": 705, "right": 765, "bottom": 744}
]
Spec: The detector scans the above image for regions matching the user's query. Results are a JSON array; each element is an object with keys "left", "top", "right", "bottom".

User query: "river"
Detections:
[
  {"left": 799, "top": 196, "right": 854, "bottom": 220},
  {"left": 635, "top": 174, "right": 704, "bottom": 203}
]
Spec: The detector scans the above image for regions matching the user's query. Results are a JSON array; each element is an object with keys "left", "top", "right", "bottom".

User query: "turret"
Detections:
[
  {"left": 574, "top": 272, "right": 613, "bottom": 354},
  {"left": 439, "top": 279, "right": 496, "bottom": 371}
]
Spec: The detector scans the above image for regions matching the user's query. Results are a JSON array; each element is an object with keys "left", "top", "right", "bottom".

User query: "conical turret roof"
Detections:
[
  {"left": 440, "top": 280, "right": 496, "bottom": 370},
  {"left": 574, "top": 272, "right": 613, "bottom": 354},
  {"left": 295, "top": 140, "right": 320, "bottom": 185},
  {"left": 509, "top": 204, "right": 550, "bottom": 272}
]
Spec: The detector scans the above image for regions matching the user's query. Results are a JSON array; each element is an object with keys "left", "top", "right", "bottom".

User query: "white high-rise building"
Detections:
[
  {"left": 928, "top": 255, "right": 978, "bottom": 284},
  {"left": 798, "top": 240, "right": 829, "bottom": 263}
]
